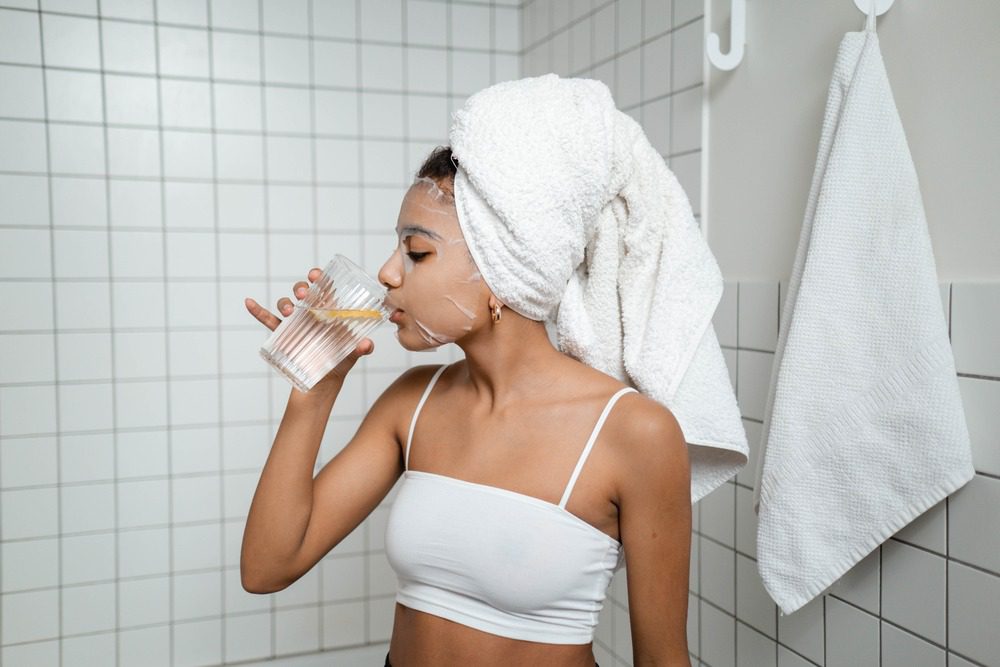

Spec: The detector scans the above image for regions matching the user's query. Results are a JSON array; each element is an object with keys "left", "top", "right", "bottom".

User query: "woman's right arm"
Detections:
[
  {"left": 240, "top": 370, "right": 408, "bottom": 594},
  {"left": 239, "top": 271, "right": 410, "bottom": 593}
]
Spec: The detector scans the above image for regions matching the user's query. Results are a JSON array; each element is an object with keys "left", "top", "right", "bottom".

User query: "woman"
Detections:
[{"left": 242, "top": 147, "right": 691, "bottom": 667}]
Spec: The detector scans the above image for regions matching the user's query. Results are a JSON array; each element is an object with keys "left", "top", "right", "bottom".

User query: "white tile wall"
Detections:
[
  {"left": 688, "top": 281, "right": 1000, "bottom": 667},
  {"left": 4, "top": 1, "right": 996, "bottom": 665},
  {"left": 0, "top": 0, "right": 514, "bottom": 664}
]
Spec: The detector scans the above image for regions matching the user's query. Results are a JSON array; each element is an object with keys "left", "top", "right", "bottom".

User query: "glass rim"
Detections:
[{"left": 323, "top": 253, "right": 387, "bottom": 297}]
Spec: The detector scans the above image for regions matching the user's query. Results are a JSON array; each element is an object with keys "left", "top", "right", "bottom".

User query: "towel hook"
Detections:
[
  {"left": 707, "top": 0, "right": 745, "bottom": 71},
  {"left": 853, "top": 0, "right": 895, "bottom": 15}
]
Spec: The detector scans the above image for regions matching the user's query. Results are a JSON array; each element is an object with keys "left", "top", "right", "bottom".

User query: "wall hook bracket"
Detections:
[
  {"left": 707, "top": 0, "right": 746, "bottom": 71},
  {"left": 853, "top": 0, "right": 895, "bottom": 16}
]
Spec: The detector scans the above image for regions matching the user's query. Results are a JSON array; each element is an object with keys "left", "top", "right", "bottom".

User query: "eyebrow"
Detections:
[{"left": 397, "top": 224, "right": 444, "bottom": 242}]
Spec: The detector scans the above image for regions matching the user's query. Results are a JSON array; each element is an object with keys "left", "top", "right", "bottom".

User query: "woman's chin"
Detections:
[{"left": 393, "top": 327, "right": 442, "bottom": 352}]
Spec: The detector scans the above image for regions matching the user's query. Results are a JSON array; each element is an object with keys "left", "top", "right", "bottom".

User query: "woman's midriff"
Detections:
[{"left": 387, "top": 603, "right": 599, "bottom": 667}]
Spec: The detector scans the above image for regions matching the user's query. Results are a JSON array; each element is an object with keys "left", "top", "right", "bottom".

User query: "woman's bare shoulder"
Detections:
[
  {"left": 606, "top": 389, "right": 687, "bottom": 480},
  {"left": 385, "top": 361, "right": 456, "bottom": 402},
  {"left": 366, "top": 362, "right": 457, "bottom": 439}
]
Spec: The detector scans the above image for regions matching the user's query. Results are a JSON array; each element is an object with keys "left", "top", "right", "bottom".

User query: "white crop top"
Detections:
[{"left": 384, "top": 364, "right": 638, "bottom": 645}]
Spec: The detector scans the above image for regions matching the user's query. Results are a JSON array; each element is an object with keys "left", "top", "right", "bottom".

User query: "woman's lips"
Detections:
[{"left": 389, "top": 309, "right": 405, "bottom": 323}]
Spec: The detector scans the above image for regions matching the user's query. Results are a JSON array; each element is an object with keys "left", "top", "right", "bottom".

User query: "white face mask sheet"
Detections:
[{"left": 384, "top": 176, "right": 493, "bottom": 349}]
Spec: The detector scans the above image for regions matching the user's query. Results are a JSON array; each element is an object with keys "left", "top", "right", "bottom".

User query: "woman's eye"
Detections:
[{"left": 406, "top": 251, "right": 430, "bottom": 262}]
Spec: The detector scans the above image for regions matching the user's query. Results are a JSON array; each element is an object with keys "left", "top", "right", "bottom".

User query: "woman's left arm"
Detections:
[{"left": 616, "top": 400, "right": 693, "bottom": 667}]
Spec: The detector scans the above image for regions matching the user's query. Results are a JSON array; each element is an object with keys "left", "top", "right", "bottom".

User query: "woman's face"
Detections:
[{"left": 378, "top": 177, "right": 490, "bottom": 350}]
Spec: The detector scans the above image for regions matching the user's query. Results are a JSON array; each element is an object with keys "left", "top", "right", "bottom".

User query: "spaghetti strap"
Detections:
[
  {"left": 404, "top": 364, "right": 448, "bottom": 470},
  {"left": 558, "top": 386, "right": 639, "bottom": 509}
]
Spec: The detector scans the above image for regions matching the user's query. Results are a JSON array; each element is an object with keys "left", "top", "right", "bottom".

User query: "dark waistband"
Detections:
[{"left": 384, "top": 652, "right": 599, "bottom": 666}]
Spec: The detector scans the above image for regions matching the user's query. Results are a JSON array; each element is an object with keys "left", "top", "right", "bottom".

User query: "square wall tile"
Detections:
[
  {"left": 211, "top": 0, "right": 258, "bottom": 31},
  {"left": 700, "top": 536, "right": 735, "bottom": 613},
  {"left": 1, "top": 589, "right": 59, "bottom": 644},
  {"left": 359, "top": 0, "right": 401, "bottom": 42},
  {"left": 951, "top": 284, "right": 1000, "bottom": 377},
  {"left": 118, "top": 527, "right": 169, "bottom": 577},
  {"left": 42, "top": 14, "right": 99, "bottom": 69},
  {"left": 361, "top": 42, "right": 404, "bottom": 90},
  {"left": 671, "top": 85, "right": 701, "bottom": 155},
  {"left": 0, "top": 385, "right": 58, "bottom": 437},
  {"left": 263, "top": 34, "right": 310, "bottom": 85},
  {"left": 119, "top": 576, "right": 170, "bottom": 628},
  {"left": 700, "top": 601, "right": 736, "bottom": 667},
  {"left": 158, "top": 25, "right": 209, "bottom": 78},
  {"left": 212, "top": 31, "right": 261, "bottom": 81},
  {"left": 60, "top": 532, "right": 114, "bottom": 586},
  {"left": 736, "top": 349, "right": 774, "bottom": 421},
  {"left": 2, "top": 537, "right": 58, "bottom": 591},
  {"left": 672, "top": 18, "right": 703, "bottom": 90},
  {"left": 0, "top": 119, "right": 47, "bottom": 172},
  {"left": 275, "top": 606, "right": 320, "bottom": 655},
  {"left": 156, "top": 0, "right": 207, "bottom": 26},
  {"left": 116, "top": 430, "right": 168, "bottom": 480},
  {"left": 960, "top": 376, "right": 1000, "bottom": 476},
  {"left": 826, "top": 547, "right": 880, "bottom": 616},
  {"left": 52, "top": 228, "right": 109, "bottom": 278},
  {"left": 262, "top": 0, "right": 307, "bottom": 34},
  {"left": 776, "top": 595, "right": 824, "bottom": 665},
  {"left": 701, "top": 481, "right": 735, "bottom": 546},
  {"left": 736, "top": 553, "right": 777, "bottom": 638},
  {"left": 891, "top": 495, "right": 947, "bottom": 555},
  {"left": 738, "top": 282, "right": 780, "bottom": 352},
  {"left": 48, "top": 123, "right": 104, "bottom": 175},
  {"left": 0, "top": 228, "right": 51, "bottom": 278},
  {"left": 226, "top": 612, "right": 272, "bottom": 662},
  {"left": 101, "top": 20, "right": 157, "bottom": 74},
  {"left": 0, "top": 174, "right": 49, "bottom": 226},
  {"left": 101, "top": 0, "right": 153, "bottom": 21},
  {"left": 160, "top": 79, "right": 212, "bottom": 129},
  {"left": 0, "top": 8, "right": 42, "bottom": 65},
  {"left": 173, "top": 571, "right": 222, "bottom": 621},
  {"left": 738, "top": 621, "right": 777, "bottom": 667},
  {"left": 60, "top": 481, "right": 115, "bottom": 532},
  {"left": 313, "top": 40, "right": 357, "bottom": 87},
  {"left": 44, "top": 69, "right": 102, "bottom": 122},
  {"left": 881, "top": 622, "right": 946, "bottom": 667},
  {"left": 0, "top": 435, "right": 58, "bottom": 488},
  {"left": 948, "top": 473, "right": 1000, "bottom": 575},
  {"left": 882, "top": 539, "right": 946, "bottom": 644},
  {"left": 825, "top": 597, "right": 878, "bottom": 667},
  {"left": 948, "top": 561, "right": 1000, "bottom": 665},
  {"left": 59, "top": 432, "right": 113, "bottom": 484}
]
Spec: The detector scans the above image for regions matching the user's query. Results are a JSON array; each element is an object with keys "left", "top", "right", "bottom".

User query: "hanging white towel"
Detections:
[{"left": 751, "top": 8, "right": 975, "bottom": 615}]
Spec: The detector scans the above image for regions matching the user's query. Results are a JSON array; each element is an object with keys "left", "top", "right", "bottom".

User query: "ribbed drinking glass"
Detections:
[{"left": 259, "top": 255, "right": 391, "bottom": 393}]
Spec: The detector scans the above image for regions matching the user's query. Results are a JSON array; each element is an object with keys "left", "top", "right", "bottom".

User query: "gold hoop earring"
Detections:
[{"left": 491, "top": 303, "right": 502, "bottom": 323}]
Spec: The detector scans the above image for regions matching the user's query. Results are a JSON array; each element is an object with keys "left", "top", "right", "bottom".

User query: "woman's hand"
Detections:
[{"left": 245, "top": 268, "right": 375, "bottom": 388}]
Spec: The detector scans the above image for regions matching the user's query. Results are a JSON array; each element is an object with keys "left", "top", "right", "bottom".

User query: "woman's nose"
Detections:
[{"left": 378, "top": 248, "right": 403, "bottom": 289}]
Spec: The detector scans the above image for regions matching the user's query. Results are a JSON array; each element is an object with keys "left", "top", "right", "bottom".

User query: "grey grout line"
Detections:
[
  {"left": 0, "top": 66, "right": 505, "bottom": 102},
  {"left": 147, "top": 2, "right": 177, "bottom": 664},
  {"left": 90, "top": 2, "right": 123, "bottom": 664},
  {"left": 0, "top": 3, "right": 517, "bottom": 51},
  {"left": 305, "top": 0, "right": 325, "bottom": 649},
  {"left": 31, "top": 6, "right": 60, "bottom": 665},
  {"left": 0, "top": 165, "right": 447, "bottom": 186},
  {"left": 253, "top": 0, "right": 278, "bottom": 658},
  {"left": 205, "top": 1, "right": 229, "bottom": 662},
  {"left": 353, "top": 0, "right": 369, "bottom": 645}
]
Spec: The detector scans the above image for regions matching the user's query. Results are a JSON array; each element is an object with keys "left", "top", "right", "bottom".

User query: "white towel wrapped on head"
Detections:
[{"left": 448, "top": 73, "right": 748, "bottom": 503}]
